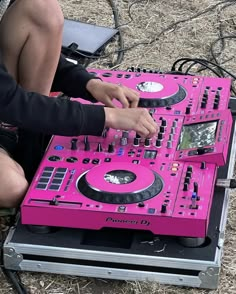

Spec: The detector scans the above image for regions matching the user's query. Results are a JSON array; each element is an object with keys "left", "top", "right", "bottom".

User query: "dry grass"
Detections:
[{"left": 1, "top": 0, "right": 236, "bottom": 293}]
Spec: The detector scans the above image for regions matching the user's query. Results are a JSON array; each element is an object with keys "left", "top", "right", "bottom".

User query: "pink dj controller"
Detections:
[{"left": 21, "top": 69, "right": 233, "bottom": 238}]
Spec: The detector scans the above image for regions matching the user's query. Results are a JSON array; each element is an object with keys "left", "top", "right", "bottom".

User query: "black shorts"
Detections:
[{"left": 0, "top": 127, "right": 18, "bottom": 157}]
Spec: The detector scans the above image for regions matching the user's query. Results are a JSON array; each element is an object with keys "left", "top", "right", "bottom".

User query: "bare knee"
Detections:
[
  {"left": 9, "top": 0, "right": 64, "bottom": 34},
  {"left": 0, "top": 168, "right": 29, "bottom": 208},
  {"left": 27, "top": 0, "right": 64, "bottom": 33}
]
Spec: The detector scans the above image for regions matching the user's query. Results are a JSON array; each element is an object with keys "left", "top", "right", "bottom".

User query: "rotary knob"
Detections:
[
  {"left": 108, "top": 143, "right": 115, "bottom": 153},
  {"left": 71, "top": 138, "right": 78, "bottom": 150}
]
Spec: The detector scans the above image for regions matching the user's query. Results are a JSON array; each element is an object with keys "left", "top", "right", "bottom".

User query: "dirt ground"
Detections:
[{"left": 1, "top": 0, "right": 236, "bottom": 293}]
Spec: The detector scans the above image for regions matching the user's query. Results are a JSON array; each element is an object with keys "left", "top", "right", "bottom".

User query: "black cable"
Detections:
[
  {"left": 184, "top": 60, "right": 222, "bottom": 77},
  {"left": 171, "top": 58, "right": 219, "bottom": 75},
  {"left": 210, "top": 35, "right": 236, "bottom": 67},
  {"left": 107, "top": 0, "right": 125, "bottom": 67},
  {"left": 171, "top": 57, "right": 236, "bottom": 80},
  {"left": 115, "top": 0, "right": 142, "bottom": 29},
  {"left": 74, "top": 0, "right": 236, "bottom": 63},
  {"left": 170, "top": 57, "right": 236, "bottom": 96},
  {"left": 1, "top": 268, "right": 28, "bottom": 294},
  {"left": 110, "top": 0, "right": 236, "bottom": 55},
  {"left": 196, "top": 1, "right": 236, "bottom": 76}
]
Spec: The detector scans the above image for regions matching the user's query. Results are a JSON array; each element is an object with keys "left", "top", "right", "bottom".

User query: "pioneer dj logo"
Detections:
[{"left": 105, "top": 217, "right": 150, "bottom": 226}]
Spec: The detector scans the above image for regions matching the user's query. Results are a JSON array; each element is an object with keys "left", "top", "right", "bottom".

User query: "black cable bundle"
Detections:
[{"left": 1, "top": 268, "right": 28, "bottom": 294}]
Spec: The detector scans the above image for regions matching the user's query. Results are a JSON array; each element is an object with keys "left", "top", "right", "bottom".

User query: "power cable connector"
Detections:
[{"left": 216, "top": 178, "right": 236, "bottom": 189}]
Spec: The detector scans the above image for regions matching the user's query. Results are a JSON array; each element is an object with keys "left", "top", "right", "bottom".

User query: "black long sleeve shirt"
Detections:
[{"left": 0, "top": 55, "right": 105, "bottom": 136}]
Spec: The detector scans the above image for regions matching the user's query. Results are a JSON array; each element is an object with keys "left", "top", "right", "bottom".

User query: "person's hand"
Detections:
[
  {"left": 86, "top": 78, "right": 140, "bottom": 108},
  {"left": 104, "top": 107, "right": 158, "bottom": 138}
]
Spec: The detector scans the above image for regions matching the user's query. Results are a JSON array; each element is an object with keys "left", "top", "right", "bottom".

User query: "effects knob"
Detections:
[
  {"left": 120, "top": 137, "right": 128, "bottom": 146},
  {"left": 169, "top": 134, "right": 173, "bottom": 141},
  {"left": 170, "top": 127, "right": 176, "bottom": 134},
  {"left": 96, "top": 143, "right": 103, "bottom": 152},
  {"left": 71, "top": 138, "right": 78, "bottom": 150},
  {"left": 215, "top": 91, "right": 220, "bottom": 99},
  {"left": 161, "top": 204, "right": 167, "bottom": 213},
  {"left": 183, "top": 183, "right": 188, "bottom": 191},
  {"left": 161, "top": 119, "right": 167, "bottom": 127},
  {"left": 84, "top": 140, "right": 90, "bottom": 151},
  {"left": 213, "top": 102, "right": 219, "bottom": 109},
  {"left": 167, "top": 140, "right": 172, "bottom": 149},
  {"left": 144, "top": 138, "right": 151, "bottom": 147},
  {"left": 185, "top": 106, "right": 191, "bottom": 114},
  {"left": 203, "top": 89, "right": 208, "bottom": 98},
  {"left": 200, "top": 161, "right": 206, "bottom": 169},
  {"left": 133, "top": 137, "right": 140, "bottom": 146},
  {"left": 108, "top": 143, "right": 115, "bottom": 153},
  {"left": 158, "top": 132, "right": 163, "bottom": 140},
  {"left": 187, "top": 166, "right": 193, "bottom": 172},
  {"left": 172, "top": 120, "right": 177, "bottom": 128},
  {"left": 201, "top": 101, "right": 207, "bottom": 108},
  {"left": 186, "top": 171, "right": 192, "bottom": 178},
  {"left": 184, "top": 177, "right": 190, "bottom": 184},
  {"left": 155, "top": 139, "right": 162, "bottom": 147},
  {"left": 160, "top": 126, "right": 165, "bottom": 133},
  {"left": 138, "top": 202, "right": 145, "bottom": 207},
  {"left": 122, "top": 130, "right": 129, "bottom": 139}
]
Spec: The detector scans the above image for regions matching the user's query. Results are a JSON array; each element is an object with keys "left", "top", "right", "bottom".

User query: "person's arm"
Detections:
[
  {"left": 0, "top": 64, "right": 105, "bottom": 136},
  {"left": 51, "top": 54, "right": 99, "bottom": 101}
]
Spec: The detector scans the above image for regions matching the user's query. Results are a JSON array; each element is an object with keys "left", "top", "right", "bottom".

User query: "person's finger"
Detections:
[
  {"left": 103, "top": 95, "right": 117, "bottom": 108},
  {"left": 142, "top": 120, "right": 157, "bottom": 138},
  {"left": 124, "top": 88, "right": 140, "bottom": 108},
  {"left": 129, "top": 96, "right": 139, "bottom": 108},
  {"left": 146, "top": 113, "right": 159, "bottom": 131},
  {"left": 114, "top": 88, "right": 130, "bottom": 108},
  {"left": 136, "top": 125, "right": 150, "bottom": 138}
]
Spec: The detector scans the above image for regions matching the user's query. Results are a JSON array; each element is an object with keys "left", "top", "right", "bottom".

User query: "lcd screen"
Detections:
[{"left": 177, "top": 121, "right": 218, "bottom": 150}]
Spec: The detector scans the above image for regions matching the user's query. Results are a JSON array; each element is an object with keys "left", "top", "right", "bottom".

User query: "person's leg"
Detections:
[
  {"left": 0, "top": 0, "right": 64, "bottom": 207},
  {"left": 0, "top": 0, "right": 64, "bottom": 95},
  {"left": 0, "top": 148, "right": 28, "bottom": 207}
]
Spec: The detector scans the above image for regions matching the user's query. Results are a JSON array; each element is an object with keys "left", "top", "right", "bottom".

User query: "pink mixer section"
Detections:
[{"left": 21, "top": 69, "right": 233, "bottom": 238}]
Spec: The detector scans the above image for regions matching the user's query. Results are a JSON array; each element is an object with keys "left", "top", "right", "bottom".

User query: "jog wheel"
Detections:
[{"left": 77, "top": 162, "right": 163, "bottom": 204}]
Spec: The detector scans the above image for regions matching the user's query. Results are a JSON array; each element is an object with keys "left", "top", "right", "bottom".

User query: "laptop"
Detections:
[{"left": 62, "top": 19, "right": 118, "bottom": 56}]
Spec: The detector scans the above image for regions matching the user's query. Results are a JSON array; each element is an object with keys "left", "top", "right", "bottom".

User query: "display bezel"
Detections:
[{"left": 177, "top": 120, "right": 218, "bottom": 150}]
